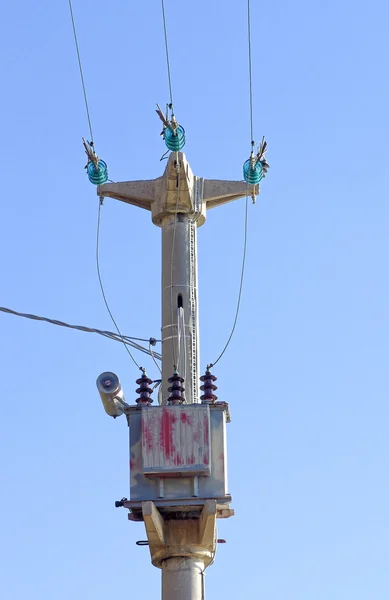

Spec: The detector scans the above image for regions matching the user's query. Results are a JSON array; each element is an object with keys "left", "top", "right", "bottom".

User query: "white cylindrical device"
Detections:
[{"left": 96, "top": 371, "right": 125, "bottom": 418}]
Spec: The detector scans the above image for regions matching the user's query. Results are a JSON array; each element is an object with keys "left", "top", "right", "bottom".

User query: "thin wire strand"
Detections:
[
  {"left": 179, "top": 306, "right": 187, "bottom": 386},
  {"left": 149, "top": 340, "right": 162, "bottom": 375},
  {"left": 161, "top": 0, "right": 174, "bottom": 107},
  {"left": 68, "top": 0, "right": 94, "bottom": 143},
  {"left": 208, "top": 195, "right": 249, "bottom": 368},
  {"left": 176, "top": 307, "right": 181, "bottom": 372},
  {"left": 247, "top": 0, "right": 254, "bottom": 146},
  {"left": 0, "top": 305, "right": 161, "bottom": 359},
  {"left": 96, "top": 200, "right": 140, "bottom": 368}
]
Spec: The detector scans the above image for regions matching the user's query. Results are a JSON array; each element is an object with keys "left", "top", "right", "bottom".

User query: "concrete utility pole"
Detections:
[{"left": 98, "top": 152, "right": 258, "bottom": 600}]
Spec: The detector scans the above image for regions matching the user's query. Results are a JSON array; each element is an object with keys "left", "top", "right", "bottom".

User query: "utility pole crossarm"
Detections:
[
  {"left": 98, "top": 153, "right": 260, "bottom": 225},
  {"left": 204, "top": 179, "right": 258, "bottom": 209},
  {"left": 98, "top": 179, "right": 154, "bottom": 212},
  {"left": 99, "top": 176, "right": 256, "bottom": 213}
]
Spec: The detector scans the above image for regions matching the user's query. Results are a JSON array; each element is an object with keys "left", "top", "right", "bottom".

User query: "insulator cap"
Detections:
[
  {"left": 164, "top": 125, "right": 186, "bottom": 152},
  {"left": 243, "top": 158, "right": 263, "bottom": 185},
  {"left": 167, "top": 370, "right": 185, "bottom": 405},
  {"left": 200, "top": 369, "right": 218, "bottom": 404},
  {"left": 87, "top": 159, "right": 108, "bottom": 185},
  {"left": 135, "top": 371, "right": 153, "bottom": 406}
]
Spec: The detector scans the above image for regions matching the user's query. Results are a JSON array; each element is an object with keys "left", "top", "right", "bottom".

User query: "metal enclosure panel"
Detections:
[
  {"left": 142, "top": 406, "right": 210, "bottom": 476},
  {"left": 129, "top": 404, "right": 229, "bottom": 506}
]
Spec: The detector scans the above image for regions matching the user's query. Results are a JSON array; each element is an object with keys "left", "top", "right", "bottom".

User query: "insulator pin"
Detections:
[
  {"left": 135, "top": 371, "right": 153, "bottom": 406},
  {"left": 167, "top": 371, "right": 185, "bottom": 405},
  {"left": 200, "top": 369, "right": 218, "bottom": 404}
]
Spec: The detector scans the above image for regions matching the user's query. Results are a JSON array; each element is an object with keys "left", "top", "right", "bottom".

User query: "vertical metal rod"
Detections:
[{"left": 193, "top": 476, "right": 199, "bottom": 497}]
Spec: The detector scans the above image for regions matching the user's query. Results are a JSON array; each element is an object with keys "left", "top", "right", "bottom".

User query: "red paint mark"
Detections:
[
  {"left": 142, "top": 421, "right": 153, "bottom": 451},
  {"left": 203, "top": 453, "right": 209, "bottom": 465},
  {"left": 204, "top": 415, "right": 209, "bottom": 445},
  {"left": 130, "top": 458, "right": 135, "bottom": 470},
  {"left": 180, "top": 411, "right": 192, "bottom": 425},
  {"left": 188, "top": 453, "right": 196, "bottom": 465},
  {"left": 160, "top": 408, "right": 174, "bottom": 459}
]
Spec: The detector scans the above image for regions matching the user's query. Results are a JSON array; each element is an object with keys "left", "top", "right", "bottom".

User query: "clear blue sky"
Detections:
[{"left": 1, "top": 1, "right": 388, "bottom": 598}]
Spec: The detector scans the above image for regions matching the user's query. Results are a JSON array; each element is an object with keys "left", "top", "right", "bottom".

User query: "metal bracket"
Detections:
[{"left": 141, "top": 500, "right": 219, "bottom": 569}]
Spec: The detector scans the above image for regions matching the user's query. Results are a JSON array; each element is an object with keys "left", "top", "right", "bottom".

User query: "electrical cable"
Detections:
[
  {"left": 176, "top": 306, "right": 182, "bottom": 373},
  {"left": 244, "top": 0, "right": 269, "bottom": 192},
  {"left": 207, "top": 0, "right": 259, "bottom": 368},
  {"left": 68, "top": 0, "right": 94, "bottom": 143},
  {"left": 169, "top": 154, "right": 181, "bottom": 370},
  {"left": 149, "top": 340, "right": 162, "bottom": 375},
  {"left": 180, "top": 307, "right": 187, "bottom": 386},
  {"left": 0, "top": 305, "right": 161, "bottom": 359},
  {"left": 96, "top": 199, "right": 140, "bottom": 368},
  {"left": 161, "top": 0, "right": 174, "bottom": 108},
  {"left": 247, "top": 0, "right": 254, "bottom": 146},
  {"left": 176, "top": 306, "right": 186, "bottom": 385},
  {"left": 208, "top": 195, "right": 249, "bottom": 369}
]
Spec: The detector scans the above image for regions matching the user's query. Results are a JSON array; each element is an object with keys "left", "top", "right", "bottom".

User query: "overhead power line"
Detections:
[
  {"left": 68, "top": 0, "right": 94, "bottom": 143},
  {"left": 0, "top": 305, "right": 161, "bottom": 360},
  {"left": 96, "top": 199, "right": 142, "bottom": 368},
  {"left": 208, "top": 195, "right": 249, "bottom": 369},
  {"left": 247, "top": 0, "right": 254, "bottom": 146},
  {"left": 161, "top": 0, "right": 174, "bottom": 108}
]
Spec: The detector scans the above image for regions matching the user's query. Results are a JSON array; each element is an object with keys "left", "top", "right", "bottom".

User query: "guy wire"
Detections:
[
  {"left": 208, "top": 194, "right": 249, "bottom": 369},
  {"left": 68, "top": 0, "right": 94, "bottom": 143},
  {"left": 96, "top": 200, "right": 140, "bottom": 369}
]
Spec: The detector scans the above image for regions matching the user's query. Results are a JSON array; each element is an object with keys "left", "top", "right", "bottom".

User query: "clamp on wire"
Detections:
[
  {"left": 156, "top": 103, "right": 186, "bottom": 153},
  {"left": 243, "top": 136, "right": 270, "bottom": 203},
  {"left": 83, "top": 138, "right": 108, "bottom": 185}
]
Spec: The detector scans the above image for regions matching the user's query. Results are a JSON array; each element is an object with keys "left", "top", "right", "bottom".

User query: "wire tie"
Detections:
[{"left": 160, "top": 149, "right": 170, "bottom": 161}]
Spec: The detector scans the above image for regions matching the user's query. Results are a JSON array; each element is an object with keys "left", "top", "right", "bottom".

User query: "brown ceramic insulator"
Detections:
[
  {"left": 167, "top": 371, "right": 185, "bottom": 405},
  {"left": 200, "top": 369, "right": 218, "bottom": 404},
  {"left": 135, "top": 371, "right": 154, "bottom": 406}
]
